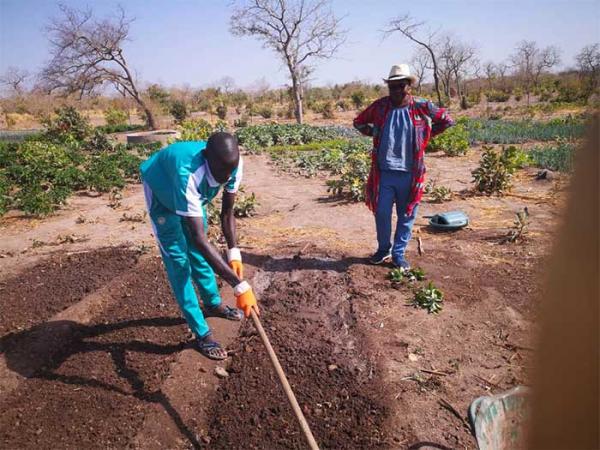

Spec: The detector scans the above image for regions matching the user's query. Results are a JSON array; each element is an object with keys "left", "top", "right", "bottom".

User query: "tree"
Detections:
[
  {"left": 511, "top": 40, "right": 561, "bottom": 105},
  {"left": 483, "top": 62, "right": 497, "bottom": 90},
  {"left": 410, "top": 48, "right": 430, "bottom": 94},
  {"left": 230, "top": 0, "right": 346, "bottom": 124},
  {"left": 575, "top": 43, "right": 600, "bottom": 95},
  {"left": 0, "top": 67, "right": 29, "bottom": 95},
  {"left": 40, "top": 4, "right": 157, "bottom": 129},
  {"left": 384, "top": 14, "right": 444, "bottom": 105}
]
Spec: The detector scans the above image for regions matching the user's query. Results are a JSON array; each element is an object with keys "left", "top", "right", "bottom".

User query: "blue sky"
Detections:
[{"left": 1, "top": 0, "right": 599, "bottom": 90}]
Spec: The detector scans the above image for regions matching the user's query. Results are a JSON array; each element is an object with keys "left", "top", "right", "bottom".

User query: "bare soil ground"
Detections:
[{"left": 0, "top": 143, "right": 566, "bottom": 448}]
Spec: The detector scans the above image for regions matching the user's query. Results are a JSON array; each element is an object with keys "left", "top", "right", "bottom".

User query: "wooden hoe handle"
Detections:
[{"left": 250, "top": 308, "right": 320, "bottom": 450}]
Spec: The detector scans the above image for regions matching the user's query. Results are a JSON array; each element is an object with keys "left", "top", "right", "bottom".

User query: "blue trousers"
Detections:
[
  {"left": 375, "top": 170, "right": 419, "bottom": 261},
  {"left": 143, "top": 182, "right": 221, "bottom": 338}
]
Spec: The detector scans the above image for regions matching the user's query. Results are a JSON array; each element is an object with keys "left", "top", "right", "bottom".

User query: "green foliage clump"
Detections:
[
  {"left": 258, "top": 105, "right": 273, "bottom": 119},
  {"left": 0, "top": 140, "right": 86, "bottom": 215},
  {"left": 424, "top": 180, "right": 453, "bottom": 203},
  {"left": 178, "top": 118, "right": 214, "bottom": 141},
  {"left": 528, "top": 141, "right": 575, "bottom": 172},
  {"left": 41, "top": 106, "right": 92, "bottom": 144},
  {"left": 426, "top": 124, "right": 469, "bottom": 156},
  {"left": 471, "top": 145, "right": 521, "bottom": 195},
  {"left": 235, "top": 124, "right": 347, "bottom": 152},
  {"left": 389, "top": 267, "right": 425, "bottom": 284},
  {"left": 351, "top": 91, "right": 366, "bottom": 109},
  {"left": 234, "top": 190, "right": 258, "bottom": 217},
  {"left": 0, "top": 105, "right": 172, "bottom": 216},
  {"left": 321, "top": 101, "right": 336, "bottom": 119},
  {"left": 412, "top": 282, "right": 443, "bottom": 314},
  {"left": 325, "top": 140, "right": 371, "bottom": 201},
  {"left": 170, "top": 100, "right": 188, "bottom": 124},
  {"left": 104, "top": 107, "right": 128, "bottom": 127}
]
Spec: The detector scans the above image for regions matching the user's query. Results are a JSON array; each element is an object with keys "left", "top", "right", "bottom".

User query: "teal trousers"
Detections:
[{"left": 143, "top": 182, "right": 221, "bottom": 338}]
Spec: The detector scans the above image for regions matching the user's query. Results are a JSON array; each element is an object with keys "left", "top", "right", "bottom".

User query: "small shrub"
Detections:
[
  {"left": 170, "top": 100, "right": 188, "bottom": 124},
  {"left": 424, "top": 181, "right": 453, "bottom": 203},
  {"left": 336, "top": 99, "right": 350, "bottom": 111},
  {"left": 216, "top": 104, "right": 227, "bottom": 120},
  {"left": 104, "top": 107, "right": 128, "bottom": 127},
  {"left": 471, "top": 145, "right": 518, "bottom": 195},
  {"left": 322, "top": 101, "right": 335, "bottom": 119},
  {"left": 351, "top": 91, "right": 366, "bottom": 109},
  {"left": 258, "top": 105, "right": 273, "bottom": 119},
  {"left": 486, "top": 90, "right": 510, "bottom": 102},
  {"left": 41, "top": 106, "right": 91, "bottom": 144},
  {"left": 234, "top": 115, "right": 249, "bottom": 128}
]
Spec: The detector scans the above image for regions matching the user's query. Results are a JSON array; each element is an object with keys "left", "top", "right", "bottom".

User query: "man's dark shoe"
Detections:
[{"left": 370, "top": 250, "right": 392, "bottom": 265}]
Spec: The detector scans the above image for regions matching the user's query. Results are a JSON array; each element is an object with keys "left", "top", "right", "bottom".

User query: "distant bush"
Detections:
[
  {"left": 104, "top": 107, "right": 128, "bottom": 127},
  {"left": 351, "top": 91, "right": 366, "bottom": 109},
  {"left": 170, "top": 100, "right": 188, "bottom": 124},
  {"left": 322, "top": 101, "right": 335, "bottom": 119},
  {"left": 234, "top": 115, "right": 250, "bottom": 128},
  {"left": 258, "top": 105, "right": 273, "bottom": 119},
  {"left": 216, "top": 104, "right": 227, "bottom": 120},
  {"left": 41, "top": 106, "right": 91, "bottom": 144},
  {"left": 486, "top": 90, "right": 510, "bottom": 102}
]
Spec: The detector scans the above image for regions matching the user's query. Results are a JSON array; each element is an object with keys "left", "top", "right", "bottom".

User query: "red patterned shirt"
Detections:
[{"left": 353, "top": 95, "right": 454, "bottom": 216}]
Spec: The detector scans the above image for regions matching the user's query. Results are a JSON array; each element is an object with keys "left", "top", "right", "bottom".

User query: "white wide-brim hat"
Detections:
[{"left": 383, "top": 63, "right": 417, "bottom": 84}]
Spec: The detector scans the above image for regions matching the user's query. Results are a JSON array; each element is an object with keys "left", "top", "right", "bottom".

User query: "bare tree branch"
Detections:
[
  {"left": 39, "top": 4, "right": 156, "bottom": 129},
  {"left": 0, "top": 67, "right": 30, "bottom": 95},
  {"left": 383, "top": 14, "right": 444, "bottom": 105},
  {"left": 230, "top": 0, "right": 346, "bottom": 123}
]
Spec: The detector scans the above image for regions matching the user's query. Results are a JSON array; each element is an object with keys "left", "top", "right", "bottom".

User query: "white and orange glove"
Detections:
[
  {"left": 228, "top": 247, "right": 244, "bottom": 279},
  {"left": 234, "top": 281, "right": 259, "bottom": 317}
]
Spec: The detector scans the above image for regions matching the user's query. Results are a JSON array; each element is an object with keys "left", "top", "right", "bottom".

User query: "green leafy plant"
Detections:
[
  {"left": 424, "top": 180, "right": 453, "bottom": 203},
  {"left": 426, "top": 124, "right": 469, "bottom": 156},
  {"left": 471, "top": 145, "right": 518, "bottom": 195},
  {"left": 234, "top": 190, "right": 258, "bottom": 217},
  {"left": 389, "top": 267, "right": 425, "bottom": 284},
  {"left": 412, "top": 282, "right": 443, "bottom": 314},
  {"left": 503, "top": 145, "right": 532, "bottom": 170}
]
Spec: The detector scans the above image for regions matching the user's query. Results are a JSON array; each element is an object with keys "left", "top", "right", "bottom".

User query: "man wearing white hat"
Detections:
[{"left": 354, "top": 63, "right": 454, "bottom": 268}]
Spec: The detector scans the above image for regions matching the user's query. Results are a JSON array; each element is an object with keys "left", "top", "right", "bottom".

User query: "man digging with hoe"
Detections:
[{"left": 140, "top": 132, "right": 258, "bottom": 360}]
